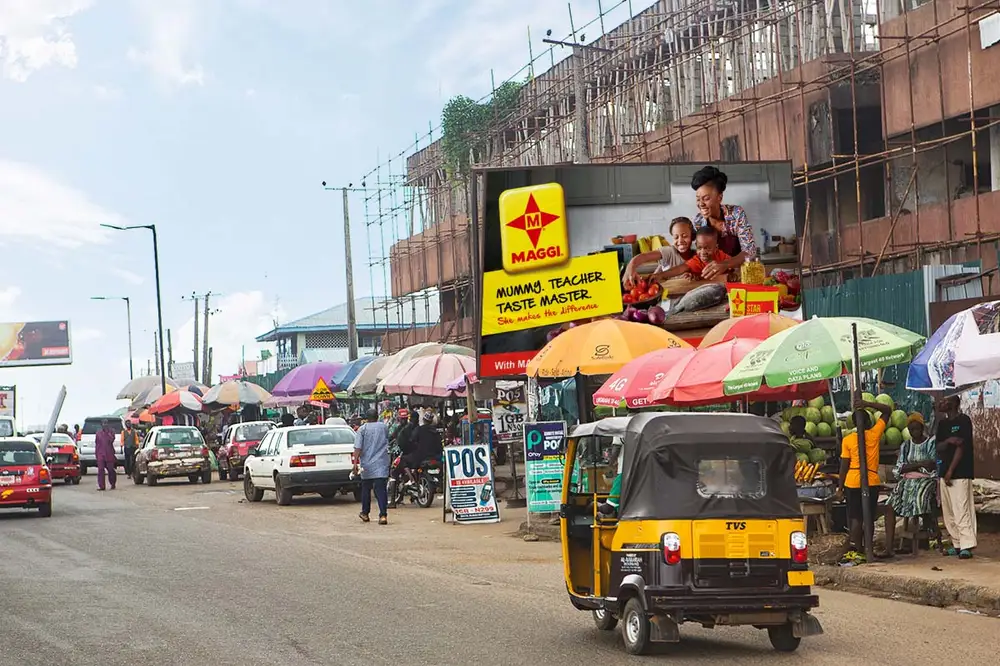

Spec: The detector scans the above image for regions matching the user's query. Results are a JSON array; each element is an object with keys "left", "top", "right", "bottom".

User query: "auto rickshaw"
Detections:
[{"left": 560, "top": 412, "right": 823, "bottom": 655}]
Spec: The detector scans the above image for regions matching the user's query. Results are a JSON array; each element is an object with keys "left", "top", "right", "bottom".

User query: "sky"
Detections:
[{"left": 0, "top": 0, "right": 656, "bottom": 425}]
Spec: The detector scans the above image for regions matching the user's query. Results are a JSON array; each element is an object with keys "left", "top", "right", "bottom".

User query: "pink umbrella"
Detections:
[
  {"left": 380, "top": 353, "right": 475, "bottom": 397},
  {"left": 148, "top": 390, "right": 204, "bottom": 415}
]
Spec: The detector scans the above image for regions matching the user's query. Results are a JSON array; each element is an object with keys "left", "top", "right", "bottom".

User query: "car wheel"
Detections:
[
  {"left": 219, "top": 466, "right": 228, "bottom": 481},
  {"left": 593, "top": 608, "right": 618, "bottom": 631},
  {"left": 80, "top": 464, "right": 88, "bottom": 475},
  {"left": 274, "top": 475, "right": 292, "bottom": 506},
  {"left": 243, "top": 473, "right": 264, "bottom": 502},
  {"left": 71, "top": 477, "right": 81, "bottom": 485},
  {"left": 132, "top": 468, "right": 144, "bottom": 485},
  {"left": 201, "top": 470, "right": 212, "bottom": 484},
  {"left": 767, "top": 624, "right": 801, "bottom": 653},
  {"left": 188, "top": 474, "right": 199, "bottom": 483},
  {"left": 37, "top": 501, "right": 52, "bottom": 518},
  {"left": 147, "top": 473, "right": 158, "bottom": 486},
  {"left": 621, "top": 598, "right": 651, "bottom": 655},
  {"left": 229, "top": 469, "right": 240, "bottom": 481},
  {"left": 64, "top": 477, "right": 72, "bottom": 485}
]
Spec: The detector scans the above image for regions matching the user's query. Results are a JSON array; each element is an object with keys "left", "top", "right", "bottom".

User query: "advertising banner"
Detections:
[
  {"left": 444, "top": 443, "right": 500, "bottom": 524},
  {"left": 0, "top": 321, "right": 72, "bottom": 367},
  {"left": 0, "top": 386, "right": 14, "bottom": 417},
  {"left": 475, "top": 163, "right": 803, "bottom": 377},
  {"left": 524, "top": 421, "right": 567, "bottom": 513},
  {"left": 492, "top": 381, "right": 526, "bottom": 442}
]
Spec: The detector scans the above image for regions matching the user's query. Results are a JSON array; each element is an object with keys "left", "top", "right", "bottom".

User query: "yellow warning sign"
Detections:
[{"left": 309, "top": 377, "right": 334, "bottom": 402}]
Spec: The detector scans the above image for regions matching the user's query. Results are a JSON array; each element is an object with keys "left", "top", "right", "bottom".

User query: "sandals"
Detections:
[
  {"left": 358, "top": 512, "right": 370, "bottom": 523},
  {"left": 959, "top": 549, "right": 973, "bottom": 559},
  {"left": 378, "top": 515, "right": 388, "bottom": 525}
]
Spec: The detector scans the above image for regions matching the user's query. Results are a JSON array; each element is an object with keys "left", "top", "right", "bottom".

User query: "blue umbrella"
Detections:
[
  {"left": 331, "top": 356, "right": 377, "bottom": 391},
  {"left": 906, "top": 311, "right": 978, "bottom": 395}
]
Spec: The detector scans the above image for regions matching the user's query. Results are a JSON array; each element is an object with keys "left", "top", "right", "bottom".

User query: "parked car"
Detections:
[
  {"left": 0, "top": 415, "right": 17, "bottom": 438},
  {"left": 218, "top": 421, "right": 275, "bottom": 481},
  {"left": 78, "top": 415, "right": 126, "bottom": 474},
  {"left": 133, "top": 426, "right": 212, "bottom": 486},
  {"left": 0, "top": 437, "right": 53, "bottom": 516},
  {"left": 29, "top": 433, "right": 81, "bottom": 485},
  {"left": 243, "top": 424, "right": 361, "bottom": 505}
]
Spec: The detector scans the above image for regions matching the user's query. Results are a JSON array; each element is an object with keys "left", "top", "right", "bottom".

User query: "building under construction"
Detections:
[{"left": 365, "top": 0, "right": 1000, "bottom": 353}]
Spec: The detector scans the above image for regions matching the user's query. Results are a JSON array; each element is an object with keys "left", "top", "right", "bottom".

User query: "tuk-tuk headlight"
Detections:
[
  {"left": 790, "top": 531, "right": 808, "bottom": 564},
  {"left": 662, "top": 532, "right": 681, "bottom": 565}
]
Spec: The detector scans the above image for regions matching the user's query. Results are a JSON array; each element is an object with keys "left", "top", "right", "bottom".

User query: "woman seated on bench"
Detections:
[{"left": 882, "top": 413, "right": 938, "bottom": 557}]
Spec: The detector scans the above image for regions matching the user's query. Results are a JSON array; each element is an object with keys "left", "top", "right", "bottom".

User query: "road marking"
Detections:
[{"left": 173, "top": 506, "right": 210, "bottom": 511}]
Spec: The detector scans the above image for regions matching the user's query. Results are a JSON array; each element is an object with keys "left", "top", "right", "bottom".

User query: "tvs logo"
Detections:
[{"left": 498, "top": 183, "right": 570, "bottom": 274}]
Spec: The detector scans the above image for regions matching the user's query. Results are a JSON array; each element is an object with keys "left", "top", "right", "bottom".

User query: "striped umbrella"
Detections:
[
  {"left": 148, "top": 390, "right": 204, "bottom": 415},
  {"left": 202, "top": 380, "right": 272, "bottom": 407}
]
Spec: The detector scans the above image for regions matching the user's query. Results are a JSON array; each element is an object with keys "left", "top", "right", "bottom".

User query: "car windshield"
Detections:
[
  {"left": 0, "top": 421, "right": 15, "bottom": 438},
  {"left": 235, "top": 423, "right": 272, "bottom": 442},
  {"left": 696, "top": 458, "right": 766, "bottom": 500},
  {"left": 155, "top": 429, "right": 204, "bottom": 447},
  {"left": 82, "top": 419, "right": 123, "bottom": 436},
  {"left": 286, "top": 427, "right": 355, "bottom": 448},
  {"left": 0, "top": 442, "right": 43, "bottom": 466}
]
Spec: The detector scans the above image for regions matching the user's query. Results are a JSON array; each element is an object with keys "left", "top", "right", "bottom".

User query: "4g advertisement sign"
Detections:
[{"left": 444, "top": 443, "right": 500, "bottom": 524}]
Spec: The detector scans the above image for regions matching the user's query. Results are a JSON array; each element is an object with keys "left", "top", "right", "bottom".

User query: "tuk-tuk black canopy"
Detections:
[{"left": 617, "top": 412, "right": 800, "bottom": 521}]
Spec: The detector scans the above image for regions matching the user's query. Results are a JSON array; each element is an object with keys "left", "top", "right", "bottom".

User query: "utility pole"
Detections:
[
  {"left": 341, "top": 189, "right": 358, "bottom": 361},
  {"left": 207, "top": 348, "right": 214, "bottom": 387},
  {"left": 202, "top": 292, "right": 212, "bottom": 385},
  {"left": 182, "top": 293, "right": 200, "bottom": 381},
  {"left": 543, "top": 35, "right": 611, "bottom": 164},
  {"left": 166, "top": 329, "right": 174, "bottom": 378},
  {"left": 153, "top": 332, "right": 160, "bottom": 375}
]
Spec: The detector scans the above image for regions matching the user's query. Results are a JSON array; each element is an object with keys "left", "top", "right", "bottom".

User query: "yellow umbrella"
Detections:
[{"left": 526, "top": 319, "right": 692, "bottom": 378}]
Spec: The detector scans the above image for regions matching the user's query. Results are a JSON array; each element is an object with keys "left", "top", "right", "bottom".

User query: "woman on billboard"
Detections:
[{"left": 691, "top": 165, "right": 759, "bottom": 280}]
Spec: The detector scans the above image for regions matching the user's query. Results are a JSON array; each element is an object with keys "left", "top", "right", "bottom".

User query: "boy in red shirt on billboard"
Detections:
[{"left": 653, "top": 226, "right": 730, "bottom": 281}]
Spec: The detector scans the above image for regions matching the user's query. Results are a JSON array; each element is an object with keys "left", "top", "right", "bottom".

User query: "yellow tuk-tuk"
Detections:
[{"left": 560, "top": 413, "right": 823, "bottom": 655}]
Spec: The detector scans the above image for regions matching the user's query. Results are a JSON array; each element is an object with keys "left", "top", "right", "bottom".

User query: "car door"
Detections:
[
  {"left": 258, "top": 431, "right": 284, "bottom": 489},
  {"left": 246, "top": 431, "right": 271, "bottom": 482},
  {"left": 137, "top": 431, "right": 154, "bottom": 473}
]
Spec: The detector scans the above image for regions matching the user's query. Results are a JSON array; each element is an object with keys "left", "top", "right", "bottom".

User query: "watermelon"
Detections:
[
  {"left": 796, "top": 452, "right": 810, "bottom": 463},
  {"left": 862, "top": 392, "right": 876, "bottom": 404},
  {"left": 820, "top": 405, "right": 835, "bottom": 424},
  {"left": 782, "top": 407, "right": 796, "bottom": 421},
  {"left": 890, "top": 409, "right": 907, "bottom": 430},
  {"left": 875, "top": 393, "right": 895, "bottom": 410},
  {"left": 845, "top": 412, "right": 855, "bottom": 428},
  {"left": 807, "top": 448, "right": 827, "bottom": 464},
  {"left": 791, "top": 437, "right": 812, "bottom": 453},
  {"left": 817, "top": 422, "right": 832, "bottom": 438},
  {"left": 885, "top": 427, "right": 903, "bottom": 448},
  {"left": 902, "top": 426, "right": 911, "bottom": 441},
  {"left": 780, "top": 421, "right": 791, "bottom": 435},
  {"left": 807, "top": 396, "right": 825, "bottom": 410},
  {"left": 804, "top": 421, "right": 818, "bottom": 436},
  {"left": 804, "top": 407, "right": 822, "bottom": 424}
]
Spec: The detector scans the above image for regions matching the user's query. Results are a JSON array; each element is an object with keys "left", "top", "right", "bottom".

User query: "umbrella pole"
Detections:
[{"left": 852, "top": 323, "right": 875, "bottom": 563}]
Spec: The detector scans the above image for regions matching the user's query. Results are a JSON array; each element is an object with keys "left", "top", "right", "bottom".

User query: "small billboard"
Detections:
[
  {"left": 0, "top": 321, "right": 72, "bottom": 367},
  {"left": 0, "top": 386, "right": 14, "bottom": 417}
]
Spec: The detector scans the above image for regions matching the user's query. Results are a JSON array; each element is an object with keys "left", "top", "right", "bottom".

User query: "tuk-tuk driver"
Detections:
[{"left": 597, "top": 441, "right": 625, "bottom": 517}]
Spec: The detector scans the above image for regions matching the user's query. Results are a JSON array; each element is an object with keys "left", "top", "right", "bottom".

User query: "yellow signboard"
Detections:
[
  {"left": 309, "top": 377, "right": 335, "bottom": 401},
  {"left": 481, "top": 252, "right": 623, "bottom": 336},
  {"left": 498, "top": 183, "right": 570, "bottom": 274},
  {"left": 727, "top": 284, "right": 780, "bottom": 318}
]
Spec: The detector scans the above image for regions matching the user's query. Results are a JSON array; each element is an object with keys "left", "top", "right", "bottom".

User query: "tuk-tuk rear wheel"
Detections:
[
  {"left": 621, "top": 598, "right": 651, "bottom": 655},
  {"left": 592, "top": 608, "right": 618, "bottom": 631},
  {"left": 767, "top": 624, "right": 801, "bottom": 652}
]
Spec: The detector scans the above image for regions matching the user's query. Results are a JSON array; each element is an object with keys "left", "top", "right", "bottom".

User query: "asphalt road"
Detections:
[{"left": 2, "top": 478, "right": 997, "bottom": 665}]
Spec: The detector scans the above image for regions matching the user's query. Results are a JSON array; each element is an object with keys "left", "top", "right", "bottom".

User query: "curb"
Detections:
[{"left": 814, "top": 564, "right": 1000, "bottom": 614}]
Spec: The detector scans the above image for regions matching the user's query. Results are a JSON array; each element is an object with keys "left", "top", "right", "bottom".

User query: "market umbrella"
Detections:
[
  {"left": 380, "top": 353, "right": 475, "bottom": 398},
  {"left": 331, "top": 356, "right": 377, "bottom": 390},
  {"left": 722, "top": 316, "right": 925, "bottom": 396},
  {"left": 147, "top": 390, "right": 204, "bottom": 415},
  {"left": 650, "top": 338, "right": 828, "bottom": 406},
  {"left": 127, "top": 409, "right": 155, "bottom": 424},
  {"left": 176, "top": 382, "right": 209, "bottom": 396},
  {"left": 375, "top": 342, "right": 475, "bottom": 381},
  {"left": 202, "top": 380, "right": 272, "bottom": 407},
  {"left": 117, "top": 375, "right": 178, "bottom": 400},
  {"left": 907, "top": 300, "right": 1000, "bottom": 392},
  {"left": 271, "top": 361, "right": 343, "bottom": 397},
  {"left": 698, "top": 313, "right": 801, "bottom": 349},
  {"left": 129, "top": 383, "right": 178, "bottom": 410},
  {"left": 592, "top": 347, "right": 695, "bottom": 408},
  {"left": 526, "top": 319, "right": 692, "bottom": 378},
  {"left": 346, "top": 356, "right": 390, "bottom": 394}
]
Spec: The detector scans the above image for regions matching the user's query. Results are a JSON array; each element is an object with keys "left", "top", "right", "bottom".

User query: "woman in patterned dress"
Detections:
[
  {"left": 882, "top": 413, "right": 938, "bottom": 556},
  {"left": 690, "top": 165, "right": 759, "bottom": 279}
]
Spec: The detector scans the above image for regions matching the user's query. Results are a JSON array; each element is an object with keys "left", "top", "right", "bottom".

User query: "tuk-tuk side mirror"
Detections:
[{"left": 45, "top": 456, "right": 53, "bottom": 465}]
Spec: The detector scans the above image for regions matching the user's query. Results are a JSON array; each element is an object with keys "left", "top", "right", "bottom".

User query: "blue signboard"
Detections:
[{"left": 523, "top": 421, "right": 567, "bottom": 513}]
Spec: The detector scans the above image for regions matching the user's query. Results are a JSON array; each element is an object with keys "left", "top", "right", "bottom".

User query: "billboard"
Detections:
[
  {"left": 0, "top": 321, "right": 72, "bottom": 367},
  {"left": 474, "top": 163, "right": 802, "bottom": 377},
  {"left": 0, "top": 386, "right": 14, "bottom": 417}
]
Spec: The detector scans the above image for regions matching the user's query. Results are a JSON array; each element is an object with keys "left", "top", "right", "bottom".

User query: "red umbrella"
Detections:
[
  {"left": 648, "top": 338, "right": 828, "bottom": 406},
  {"left": 592, "top": 347, "right": 696, "bottom": 408},
  {"left": 698, "top": 313, "right": 800, "bottom": 349},
  {"left": 148, "top": 390, "right": 204, "bottom": 415}
]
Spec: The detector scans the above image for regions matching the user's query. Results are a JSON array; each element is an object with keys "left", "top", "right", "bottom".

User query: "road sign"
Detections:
[{"left": 309, "top": 377, "right": 334, "bottom": 402}]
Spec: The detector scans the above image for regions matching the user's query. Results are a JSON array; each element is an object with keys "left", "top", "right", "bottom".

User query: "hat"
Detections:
[
  {"left": 907, "top": 412, "right": 925, "bottom": 425},
  {"left": 398, "top": 408, "right": 409, "bottom": 418}
]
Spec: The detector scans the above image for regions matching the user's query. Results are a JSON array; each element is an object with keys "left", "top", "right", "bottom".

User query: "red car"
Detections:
[
  {"left": 0, "top": 438, "right": 53, "bottom": 517},
  {"left": 34, "top": 433, "right": 82, "bottom": 484},
  {"left": 218, "top": 421, "right": 275, "bottom": 481}
]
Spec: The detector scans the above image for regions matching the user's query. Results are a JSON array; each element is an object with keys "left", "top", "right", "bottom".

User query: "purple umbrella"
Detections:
[{"left": 271, "top": 362, "right": 344, "bottom": 397}]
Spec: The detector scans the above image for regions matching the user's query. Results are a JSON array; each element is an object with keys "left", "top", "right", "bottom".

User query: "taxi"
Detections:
[
  {"left": 0, "top": 437, "right": 53, "bottom": 517},
  {"left": 32, "top": 433, "right": 82, "bottom": 484}
]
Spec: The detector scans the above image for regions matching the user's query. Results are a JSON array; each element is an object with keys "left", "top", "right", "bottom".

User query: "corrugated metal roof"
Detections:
[{"left": 256, "top": 295, "right": 441, "bottom": 342}]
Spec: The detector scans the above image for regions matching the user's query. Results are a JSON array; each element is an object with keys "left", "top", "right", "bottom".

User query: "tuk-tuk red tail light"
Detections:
[
  {"left": 662, "top": 532, "right": 681, "bottom": 565},
  {"left": 790, "top": 531, "right": 808, "bottom": 564},
  {"left": 71, "top": 452, "right": 79, "bottom": 462}
]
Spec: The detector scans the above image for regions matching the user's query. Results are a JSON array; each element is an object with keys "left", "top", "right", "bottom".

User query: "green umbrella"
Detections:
[{"left": 722, "top": 316, "right": 925, "bottom": 396}]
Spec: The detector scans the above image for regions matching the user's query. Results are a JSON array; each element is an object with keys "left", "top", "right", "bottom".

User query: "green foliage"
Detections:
[{"left": 440, "top": 80, "right": 524, "bottom": 175}]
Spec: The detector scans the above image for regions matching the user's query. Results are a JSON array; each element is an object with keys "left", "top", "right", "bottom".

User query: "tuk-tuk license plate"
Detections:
[{"left": 787, "top": 571, "right": 814, "bottom": 586}]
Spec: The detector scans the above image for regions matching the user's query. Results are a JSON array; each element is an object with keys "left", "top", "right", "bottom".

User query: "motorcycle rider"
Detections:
[{"left": 401, "top": 411, "right": 443, "bottom": 488}]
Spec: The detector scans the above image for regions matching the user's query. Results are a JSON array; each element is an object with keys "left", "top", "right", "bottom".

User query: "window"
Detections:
[
  {"left": 0, "top": 421, "right": 14, "bottom": 438},
  {"left": 257, "top": 432, "right": 274, "bottom": 455},
  {"left": 0, "top": 442, "right": 43, "bottom": 466},
  {"left": 287, "top": 427, "right": 355, "bottom": 448},
  {"left": 569, "top": 435, "right": 619, "bottom": 495},
  {"left": 235, "top": 423, "right": 273, "bottom": 442},
  {"left": 696, "top": 458, "right": 766, "bottom": 500},
  {"left": 155, "top": 428, "right": 204, "bottom": 447},
  {"left": 82, "top": 418, "right": 123, "bottom": 436}
]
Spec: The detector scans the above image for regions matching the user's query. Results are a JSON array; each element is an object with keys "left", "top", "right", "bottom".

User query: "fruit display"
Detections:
[
  {"left": 794, "top": 460, "right": 822, "bottom": 484},
  {"left": 763, "top": 270, "right": 802, "bottom": 311},
  {"left": 622, "top": 276, "right": 662, "bottom": 306},
  {"left": 636, "top": 235, "right": 669, "bottom": 253}
]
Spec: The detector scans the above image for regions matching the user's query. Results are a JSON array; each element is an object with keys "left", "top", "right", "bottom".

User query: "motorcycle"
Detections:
[{"left": 387, "top": 454, "right": 441, "bottom": 509}]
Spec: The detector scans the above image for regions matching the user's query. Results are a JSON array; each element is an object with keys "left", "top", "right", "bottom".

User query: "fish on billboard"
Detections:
[{"left": 0, "top": 321, "right": 72, "bottom": 367}]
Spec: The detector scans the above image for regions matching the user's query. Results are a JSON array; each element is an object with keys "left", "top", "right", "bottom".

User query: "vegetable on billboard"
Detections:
[{"left": 0, "top": 321, "right": 72, "bottom": 367}]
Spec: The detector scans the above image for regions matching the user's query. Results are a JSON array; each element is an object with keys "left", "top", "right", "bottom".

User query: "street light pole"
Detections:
[
  {"left": 101, "top": 223, "right": 167, "bottom": 396},
  {"left": 90, "top": 296, "right": 134, "bottom": 380}
]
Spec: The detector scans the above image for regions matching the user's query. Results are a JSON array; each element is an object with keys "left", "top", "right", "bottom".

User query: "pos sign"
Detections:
[
  {"left": 523, "top": 422, "right": 566, "bottom": 513},
  {"left": 444, "top": 443, "right": 500, "bottom": 524}
]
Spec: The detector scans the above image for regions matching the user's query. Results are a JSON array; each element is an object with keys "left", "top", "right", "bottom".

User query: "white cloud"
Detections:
[
  {"left": 0, "top": 0, "right": 92, "bottom": 82},
  {"left": 0, "top": 286, "right": 21, "bottom": 308},
  {"left": 93, "top": 84, "right": 123, "bottom": 101},
  {"left": 0, "top": 159, "right": 119, "bottom": 248},
  {"left": 109, "top": 267, "right": 144, "bottom": 286},
  {"left": 128, "top": 0, "right": 205, "bottom": 87},
  {"left": 175, "top": 291, "right": 283, "bottom": 383}
]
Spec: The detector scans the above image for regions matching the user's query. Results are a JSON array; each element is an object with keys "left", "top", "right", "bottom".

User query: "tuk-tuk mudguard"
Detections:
[{"left": 568, "top": 594, "right": 602, "bottom": 612}]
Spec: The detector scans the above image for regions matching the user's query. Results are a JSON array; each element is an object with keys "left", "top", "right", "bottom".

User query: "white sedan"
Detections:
[{"left": 242, "top": 425, "right": 362, "bottom": 505}]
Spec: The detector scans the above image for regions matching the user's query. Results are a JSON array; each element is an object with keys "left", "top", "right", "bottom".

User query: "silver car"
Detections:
[{"left": 78, "top": 415, "right": 126, "bottom": 474}]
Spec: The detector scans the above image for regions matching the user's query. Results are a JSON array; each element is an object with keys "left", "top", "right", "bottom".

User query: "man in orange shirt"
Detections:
[
  {"left": 837, "top": 398, "right": 893, "bottom": 561},
  {"left": 654, "top": 226, "right": 730, "bottom": 281}
]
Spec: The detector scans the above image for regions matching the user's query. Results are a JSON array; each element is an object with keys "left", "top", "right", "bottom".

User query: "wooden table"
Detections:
[{"left": 800, "top": 500, "right": 831, "bottom": 535}]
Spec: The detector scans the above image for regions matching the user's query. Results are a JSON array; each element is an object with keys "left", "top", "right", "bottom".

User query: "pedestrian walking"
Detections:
[
  {"left": 73, "top": 424, "right": 82, "bottom": 442},
  {"left": 121, "top": 421, "right": 140, "bottom": 477},
  {"left": 935, "top": 395, "right": 977, "bottom": 558},
  {"left": 352, "top": 408, "right": 391, "bottom": 525},
  {"left": 95, "top": 419, "right": 117, "bottom": 491}
]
